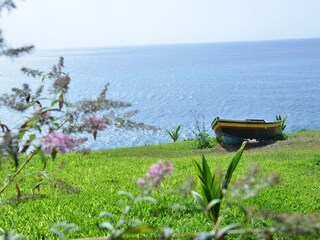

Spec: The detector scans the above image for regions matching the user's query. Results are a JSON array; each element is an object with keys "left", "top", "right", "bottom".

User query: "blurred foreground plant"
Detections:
[
  {"left": 0, "top": 57, "right": 156, "bottom": 198},
  {"left": 0, "top": 228, "right": 23, "bottom": 240},
  {"left": 49, "top": 222, "right": 79, "bottom": 240},
  {"left": 99, "top": 161, "right": 174, "bottom": 239},
  {"left": 137, "top": 160, "right": 173, "bottom": 194},
  {"left": 99, "top": 191, "right": 156, "bottom": 240},
  {"left": 0, "top": 1, "right": 34, "bottom": 58}
]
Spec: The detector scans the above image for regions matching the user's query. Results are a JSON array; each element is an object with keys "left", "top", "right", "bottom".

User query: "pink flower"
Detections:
[
  {"left": 137, "top": 160, "right": 174, "bottom": 189},
  {"left": 41, "top": 132, "right": 80, "bottom": 154},
  {"left": 137, "top": 178, "right": 146, "bottom": 186},
  {"left": 86, "top": 115, "right": 107, "bottom": 131}
]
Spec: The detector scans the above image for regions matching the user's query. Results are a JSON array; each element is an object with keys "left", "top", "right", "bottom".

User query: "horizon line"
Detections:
[{"left": 35, "top": 36, "right": 320, "bottom": 52}]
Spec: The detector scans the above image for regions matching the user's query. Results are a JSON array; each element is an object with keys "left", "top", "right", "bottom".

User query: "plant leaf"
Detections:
[
  {"left": 193, "top": 158, "right": 214, "bottom": 206},
  {"left": 99, "top": 211, "right": 116, "bottom": 220},
  {"left": 165, "top": 129, "right": 174, "bottom": 138},
  {"left": 9, "top": 148, "right": 19, "bottom": 169},
  {"left": 162, "top": 226, "right": 172, "bottom": 240},
  {"left": 100, "top": 222, "right": 115, "bottom": 231},
  {"left": 58, "top": 91, "right": 64, "bottom": 110},
  {"left": 193, "top": 159, "right": 203, "bottom": 179},
  {"left": 191, "top": 191, "right": 206, "bottom": 209},
  {"left": 133, "top": 196, "right": 156, "bottom": 204},
  {"left": 51, "top": 148, "right": 57, "bottom": 161},
  {"left": 223, "top": 141, "right": 247, "bottom": 191},
  {"left": 51, "top": 99, "right": 59, "bottom": 107},
  {"left": 206, "top": 199, "right": 221, "bottom": 212},
  {"left": 118, "top": 191, "right": 134, "bottom": 200},
  {"left": 19, "top": 129, "right": 26, "bottom": 139},
  {"left": 123, "top": 224, "right": 154, "bottom": 234},
  {"left": 33, "top": 180, "right": 46, "bottom": 191},
  {"left": 174, "top": 124, "right": 181, "bottom": 140},
  {"left": 194, "top": 232, "right": 214, "bottom": 240},
  {"left": 38, "top": 150, "right": 47, "bottom": 170},
  {"left": 212, "top": 172, "right": 221, "bottom": 200},
  {"left": 217, "top": 223, "right": 241, "bottom": 239},
  {"left": 197, "top": 176, "right": 213, "bottom": 206},
  {"left": 202, "top": 155, "right": 213, "bottom": 190}
]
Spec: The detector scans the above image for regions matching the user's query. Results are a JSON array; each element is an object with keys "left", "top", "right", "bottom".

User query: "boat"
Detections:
[{"left": 211, "top": 117, "right": 282, "bottom": 145}]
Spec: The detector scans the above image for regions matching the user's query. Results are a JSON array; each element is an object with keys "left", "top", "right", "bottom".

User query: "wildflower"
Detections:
[
  {"left": 86, "top": 115, "right": 108, "bottom": 131},
  {"left": 147, "top": 160, "right": 173, "bottom": 186},
  {"left": 137, "top": 178, "right": 146, "bottom": 186},
  {"left": 86, "top": 115, "right": 108, "bottom": 140},
  {"left": 41, "top": 132, "right": 79, "bottom": 154},
  {"left": 137, "top": 160, "right": 174, "bottom": 190},
  {"left": 53, "top": 75, "right": 71, "bottom": 92}
]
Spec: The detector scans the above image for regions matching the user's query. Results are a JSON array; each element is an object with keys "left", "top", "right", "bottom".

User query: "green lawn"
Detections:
[{"left": 0, "top": 130, "right": 319, "bottom": 239}]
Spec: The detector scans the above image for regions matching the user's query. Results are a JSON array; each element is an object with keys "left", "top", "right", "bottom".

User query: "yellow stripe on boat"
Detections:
[{"left": 213, "top": 122, "right": 281, "bottom": 131}]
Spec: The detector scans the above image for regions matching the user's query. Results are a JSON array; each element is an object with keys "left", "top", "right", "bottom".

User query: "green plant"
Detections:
[
  {"left": 0, "top": 57, "right": 157, "bottom": 197},
  {"left": 99, "top": 160, "right": 174, "bottom": 239},
  {"left": 165, "top": 124, "right": 181, "bottom": 142},
  {"left": 275, "top": 115, "right": 288, "bottom": 140},
  {"left": 192, "top": 115, "right": 211, "bottom": 149},
  {"left": 0, "top": 228, "right": 23, "bottom": 240},
  {"left": 49, "top": 222, "right": 79, "bottom": 240},
  {"left": 100, "top": 191, "right": 155, "bottom": 239},
  {"left": 192, "top": 141, "right": 247, "bottom": 225},
  {"left": 276, "top": 115, "right": 287, "bottom": 132}
]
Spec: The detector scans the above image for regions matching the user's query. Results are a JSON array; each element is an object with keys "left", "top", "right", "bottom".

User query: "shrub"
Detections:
[{"left": 192, "top": 115, "right": 212, "bottom": 149}]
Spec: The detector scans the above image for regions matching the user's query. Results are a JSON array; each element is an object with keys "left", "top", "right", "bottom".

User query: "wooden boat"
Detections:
[{"left": 211, "top": 117, "right": 282, "bottom": 145}]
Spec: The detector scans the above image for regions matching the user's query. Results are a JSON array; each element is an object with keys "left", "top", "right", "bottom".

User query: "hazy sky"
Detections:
[{"left": 2, "top": 0, "right": 320, "bottom": 49}]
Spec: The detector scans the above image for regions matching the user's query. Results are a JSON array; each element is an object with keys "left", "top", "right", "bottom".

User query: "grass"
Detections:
[{"left": 0, "top": 131, "right": 319, "bottom": 239}]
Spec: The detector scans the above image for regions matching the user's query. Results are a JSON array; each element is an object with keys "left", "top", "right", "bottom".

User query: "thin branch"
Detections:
[{"left": 0, "top": 150, "right": 37, "bottom": 195}]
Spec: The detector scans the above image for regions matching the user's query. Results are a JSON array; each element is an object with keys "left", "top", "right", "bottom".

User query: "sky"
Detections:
[{"left": 1, "top": 0, "right": 320, "bottom": 50}]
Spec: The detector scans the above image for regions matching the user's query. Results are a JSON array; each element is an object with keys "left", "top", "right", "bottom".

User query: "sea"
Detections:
[{"left": 1, "top": 38, "right": 320, "bottom": 150}]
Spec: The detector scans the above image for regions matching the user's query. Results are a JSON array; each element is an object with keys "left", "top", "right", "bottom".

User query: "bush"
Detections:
[{"left": 192, "top": 115, "right": 212, "bottom": 149}]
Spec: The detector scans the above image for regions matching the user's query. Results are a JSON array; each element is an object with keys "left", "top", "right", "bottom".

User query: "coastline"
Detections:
[
  {"left": 1, "top": 38, "right": 320, "bottom": 150},
  {"left": 84, "top": 129, "right": 320, "bottom": 152}
]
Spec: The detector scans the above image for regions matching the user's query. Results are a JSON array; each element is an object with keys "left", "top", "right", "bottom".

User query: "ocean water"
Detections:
[{"left": 1, "top": 38, "right": 320, "bottom": 149}]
